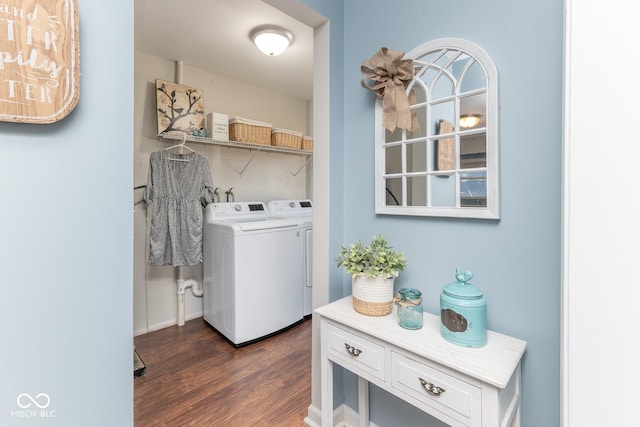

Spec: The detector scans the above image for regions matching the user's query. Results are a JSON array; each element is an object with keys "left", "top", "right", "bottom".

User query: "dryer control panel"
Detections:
[{"left": 267, "top": 200, "right": 313, "bottom": 217}]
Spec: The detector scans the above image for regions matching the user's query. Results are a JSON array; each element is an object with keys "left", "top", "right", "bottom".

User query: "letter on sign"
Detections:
[{"left": 0, "top": 0, "right": 80, "bottom": 124}]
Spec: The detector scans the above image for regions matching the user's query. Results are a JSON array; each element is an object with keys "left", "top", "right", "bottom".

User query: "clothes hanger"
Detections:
[{"left": 164, "top": 134, "right": 197, "bottom": 161}]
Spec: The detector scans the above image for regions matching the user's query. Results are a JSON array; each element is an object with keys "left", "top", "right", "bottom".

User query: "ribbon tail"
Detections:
[
  {"left": 382, "top": 82, "right": 412, "bottom": 131},
  {"left": 382, "top": 83, "right": 398, "bottom": 132},
  {"left": 394, "top": 85, "right": 411, "bottom": 130}
]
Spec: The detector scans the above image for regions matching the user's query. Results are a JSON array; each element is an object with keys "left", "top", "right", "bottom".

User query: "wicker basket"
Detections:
[
  {"left": 351, "top": 275, "right": 395, "bottom": 316},
  {"left": 302, "top": 136, "right": 313, "bottom": 151},
  {"left": 229, "top": 117, "right": 272, "bottom": 146},
  {"left": 271, "top": 128, "right": 303, "bottom": 149},
  {"left": 353, "top": 297, "right": 393, "bottom": 316}
]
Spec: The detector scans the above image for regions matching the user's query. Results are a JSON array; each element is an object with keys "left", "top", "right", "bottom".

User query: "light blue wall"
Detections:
[
  {"left": 303, "top": 0, "right": 563, "bottom": 426},
  {"left": 0, "top": 1, "right": 133, "bottom": 426}
]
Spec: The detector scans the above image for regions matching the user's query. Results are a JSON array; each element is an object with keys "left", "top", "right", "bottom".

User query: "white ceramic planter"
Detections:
[{"left": 352, "top": 274, "right": 395, "bottom": 316}]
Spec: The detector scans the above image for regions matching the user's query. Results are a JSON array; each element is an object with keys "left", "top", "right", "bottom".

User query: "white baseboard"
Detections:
[
  {"left": 185, "top": 311, "right": 203, "bottom": 322},
  {"left": 342, "top": 404, "right": 380, "bottom": 427},
  {"left": 147, "top": 318, "right": 179, "bottom": 332},
  {"left": 135, "top": 312, "right": 204, "bottom": 336},
  {"left": 305, "top": 404, "right": 379, "bottom": 427},
  {"left": 305, "top": 404, "right": 321, "bottom": 426},
  {"left": 133, "top": 327, "right": 149, "bottom": 337}
]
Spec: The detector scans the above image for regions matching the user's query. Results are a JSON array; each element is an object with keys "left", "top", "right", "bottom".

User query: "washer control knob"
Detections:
[
  {"left": 235, "top": 204, "right": 242, "bottom": 212},
  {"left": 289, "top": 201, "right": 296, "bottom": 208}
]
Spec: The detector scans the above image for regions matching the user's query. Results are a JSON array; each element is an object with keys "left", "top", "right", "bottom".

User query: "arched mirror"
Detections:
[{"left": 375, "top": 38, "right": 499, "bottom": 219}]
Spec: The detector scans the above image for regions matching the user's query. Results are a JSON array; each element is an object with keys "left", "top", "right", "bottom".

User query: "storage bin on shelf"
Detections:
[
  {"left": 228, "top": 117, "right": 272, "bottom": 146},
  {"left": 302, "top": 136, "right": 313, "bottom": 152},
  {"left": 206, "top": 112, "right": 229, "bottom": 141},
  {"left": 271, "top": 128, "right": 303, "bottom": 149}
]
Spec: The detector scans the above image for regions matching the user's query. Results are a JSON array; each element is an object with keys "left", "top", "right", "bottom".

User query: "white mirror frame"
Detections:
[{"left": 375, "top": 38, "right": 500, "bottom": 219}]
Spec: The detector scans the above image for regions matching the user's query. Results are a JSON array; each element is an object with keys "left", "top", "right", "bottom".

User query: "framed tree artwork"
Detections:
[{"left": 155, "top": 79, "right": 205, "bottom": 135}]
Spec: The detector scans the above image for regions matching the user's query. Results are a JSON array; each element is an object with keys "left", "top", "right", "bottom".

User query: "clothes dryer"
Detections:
[
  {"left": 267, "top": 200, "right": 313, "bottom": 316},
  {"left": 203, "top": 201, "right": 304, "bottom": 346}
]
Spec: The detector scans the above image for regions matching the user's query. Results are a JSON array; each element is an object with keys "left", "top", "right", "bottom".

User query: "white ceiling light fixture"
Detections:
[
  {"left": 250, "top": 25, "right": 293, "bottom": 57},
  {"left": 459, "top": 114, "right": 481, "bottom": 129}
]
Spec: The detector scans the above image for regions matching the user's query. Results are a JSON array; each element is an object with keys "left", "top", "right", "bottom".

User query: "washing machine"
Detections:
[
  {"left": 267, "top": 200, "right": 313, "bottom": 317},
  {"left": 203, "top": 201, "right": 304, "bottom": 347}
]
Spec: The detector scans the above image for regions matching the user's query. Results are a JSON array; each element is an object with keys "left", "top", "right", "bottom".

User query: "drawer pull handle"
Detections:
[
  {"left": 419, "top": 378, "right": 446, "bottom": 396},
  {"left": 344, "top": 343, "right": 362, "bottom": 357}
]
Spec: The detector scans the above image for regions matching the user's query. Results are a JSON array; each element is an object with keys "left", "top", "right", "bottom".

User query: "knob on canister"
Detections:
[{"left": 440, "top": 268, "right": 487, "bottom": 347}]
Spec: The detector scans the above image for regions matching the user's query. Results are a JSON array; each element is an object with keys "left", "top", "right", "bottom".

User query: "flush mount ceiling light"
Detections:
[
  {"left": 459, "top": 114, "right": 481, "bottom": 129},
  {"left": 250, "top": 25, "right": 293, "bottom": 57}
]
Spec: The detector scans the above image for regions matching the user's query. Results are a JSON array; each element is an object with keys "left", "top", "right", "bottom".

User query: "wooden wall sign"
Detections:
[{"left": 0, "top": 0, "right": 80, "bottom": 124}]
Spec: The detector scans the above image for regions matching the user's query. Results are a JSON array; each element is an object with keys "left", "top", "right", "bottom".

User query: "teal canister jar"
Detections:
[
  {"left": 394, "top": 288, "right": 423, "bottom": 329},
  {"left": 440, "top": 269, "right": 487, "bottom": 347}
]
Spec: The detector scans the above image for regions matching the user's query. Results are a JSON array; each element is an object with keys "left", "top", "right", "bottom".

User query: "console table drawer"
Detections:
[
  {"left": 326, "top": 323, "right": 385, "bottom": 381},
  {"left": 391, "top": 352, "right": 482, "bottom": 425}
]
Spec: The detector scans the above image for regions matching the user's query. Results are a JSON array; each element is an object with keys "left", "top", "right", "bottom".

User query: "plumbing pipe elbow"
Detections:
[
  {"left": 186, "top": 279, "right": 203, "bottom": 297},
  {"left": 176, "top": 277, "right": 203, "bottom": 327}
]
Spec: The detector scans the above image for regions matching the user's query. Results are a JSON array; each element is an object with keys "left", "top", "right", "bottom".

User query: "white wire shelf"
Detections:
[{"left": 157, "top": 133, "right": 313, "bottom": 156}]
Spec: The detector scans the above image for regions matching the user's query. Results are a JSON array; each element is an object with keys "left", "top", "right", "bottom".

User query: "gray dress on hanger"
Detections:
[{"left": 144, "top": 150, "right": 214, "bottom": 266}]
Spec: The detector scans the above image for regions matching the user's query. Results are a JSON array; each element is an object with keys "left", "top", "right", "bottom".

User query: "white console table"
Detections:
[{"left": 317, "top": 296, "right": 527, "bottom": 427}]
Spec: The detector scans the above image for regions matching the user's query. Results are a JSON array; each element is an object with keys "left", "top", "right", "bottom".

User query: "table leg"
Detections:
[
  {"left": 321, "top": 357, "right": 333, "bottom": 427},
  {"left": 358, "top": 376, "right": 369, "bottom": 427}
]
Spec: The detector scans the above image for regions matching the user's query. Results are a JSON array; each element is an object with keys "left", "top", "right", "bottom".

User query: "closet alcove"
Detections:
[{"left": 133, "top": 0, "right": 315, "bottom": 334}]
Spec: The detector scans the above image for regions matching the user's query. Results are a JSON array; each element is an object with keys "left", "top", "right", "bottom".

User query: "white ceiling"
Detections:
[{"left": 134, "top": 0, "right": 314, "bottom": 101}]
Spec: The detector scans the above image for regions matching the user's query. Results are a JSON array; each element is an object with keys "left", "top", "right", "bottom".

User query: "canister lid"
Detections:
[
  {"left": 398, "top": 288, "right": 422, "bottom": 299},
  {"left": 442, "top": 268, "right": 483, "bottom": 299}
]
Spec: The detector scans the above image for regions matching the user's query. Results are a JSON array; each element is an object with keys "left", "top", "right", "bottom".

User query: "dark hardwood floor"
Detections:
[{"left": 134, "top": 318, "right": 312, "bottom": 426}]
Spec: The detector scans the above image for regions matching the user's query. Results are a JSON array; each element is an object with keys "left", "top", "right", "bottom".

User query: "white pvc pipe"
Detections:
[
  {"left": 172, "top": 60, "right": 204, "bottom": 326},
  {"left": 175, "top": 61, "right": 204, "bottom": 326},
  {"left": 177, "top": 292, "right": 186, "bottom": 327},
  {"left": 176, "top": 266, "right": 203, "bottom": 326},
  {"left": 174, "top": 62, "right": 186, "bottom": 326},
  {"left": 175, "top": 60, "right": 183, "bottom": 85}
]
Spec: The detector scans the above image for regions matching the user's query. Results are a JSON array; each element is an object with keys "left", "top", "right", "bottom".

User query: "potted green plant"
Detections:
[{"left": 336, "top": 235, "right": 407, "bottom": 316}]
